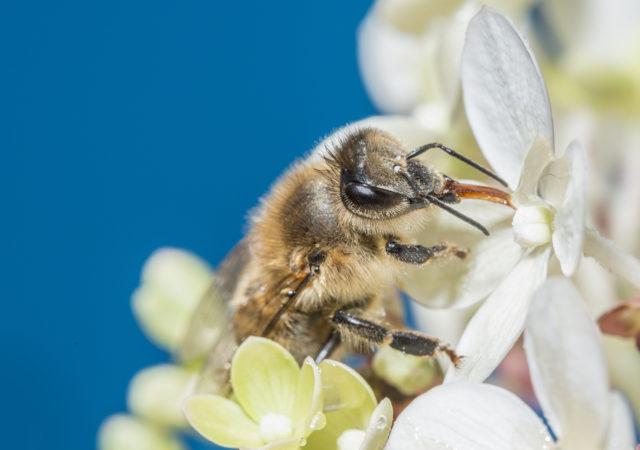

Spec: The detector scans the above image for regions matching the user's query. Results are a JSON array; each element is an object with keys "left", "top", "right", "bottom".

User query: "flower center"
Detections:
[
  {"left": 512, "top": 205, "right": 553, "bottom": 248},
  {"left": 337, "top": 429, "right": 366, "bottom": 450},
  {"left": 259, "top": 413, "right": 293, "bottom": 442}
]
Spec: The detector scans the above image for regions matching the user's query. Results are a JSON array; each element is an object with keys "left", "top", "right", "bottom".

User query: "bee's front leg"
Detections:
[
  {"left": 331, "top": 308, "right": 461, "bottom": 366},
  {"left": 385, "top": 239, "right": 469, "bottom": 265}
]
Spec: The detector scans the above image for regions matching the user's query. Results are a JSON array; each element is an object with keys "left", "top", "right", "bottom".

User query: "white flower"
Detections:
[
  {"left": 386, "top": 277, "right": 637, "bottom": 450},
  {"left": 357, "top": 0, "right": 534, "bottom": 131},
  {"left": 400, "top": 7, "right": 640, "bottom": 383}
]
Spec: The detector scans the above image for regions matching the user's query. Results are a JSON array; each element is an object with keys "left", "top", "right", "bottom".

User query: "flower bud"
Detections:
[{"left": 512, "top": 205, "right": 553, "bottom": 248}]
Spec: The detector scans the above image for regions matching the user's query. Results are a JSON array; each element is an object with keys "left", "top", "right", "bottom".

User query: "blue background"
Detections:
[{"left": 1, "top": 1, "right": 375, "bottom": 448}]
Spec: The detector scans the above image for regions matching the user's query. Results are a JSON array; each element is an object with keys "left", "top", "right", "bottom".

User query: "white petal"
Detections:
[
  {"left": 445, "top": 246, "right": 550, "bottom": 383},
  {"left": 604, "top": 391, "right": 636, "bottom": 450},
  {"left": 410, "top": 304, "right": 474, "bottom": 348},
  {"left": 403, "top": 227, "right": 524, "bottom": 309},
  {"left": 513, "top": 137, "right": 554, "bottom": 204},
  {"left": 537, "top": 150, "right": 571, "bottom": 210},
  {"left": 357, "top": 1, "right": 474, "bottom": 120},
  {"left": 571, "top": 255, "right": 618, "bottom": 318},
  {"left": 551, "top": 140, "right": 586, "bottom": 276},
  {"left": 400, "top": 200, "right": 521, "bottom": 309},
  {"left": 462, "top": 7, "right": 554, "bottom": 188},
  {"left": 583, "top": 228, "right": 640, "bottom": 290},
  {"left": 359, "top": 398, "right": 393, "bottom": 450},
  {"left": 512, "top": 205, "right": 553, "bottom": 248},
  {"left": 386, "top": 382, "right": 553, "bottom": 450},
  {"left": 523, "top": 277, "right": 609, "bottom": 448},
  {"left": 357, "top": 12, "right": 425, "bottom": 114}
]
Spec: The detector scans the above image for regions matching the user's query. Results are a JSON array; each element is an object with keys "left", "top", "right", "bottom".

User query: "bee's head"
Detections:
[{"left": 324, "top": 128, "right": 511, "bottom": 235}]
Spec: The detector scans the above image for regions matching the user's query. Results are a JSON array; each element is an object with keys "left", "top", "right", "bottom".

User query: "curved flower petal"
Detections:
[
  {"left": 462, "top": 7, "right": 554, "bottom": 188},
  {"left": 445, "top": 246, "right": 551, "bottom": 383},
  {"left": 359, "top": 397, "right": 393, "bottom": 450},
  {"left": 386, "top": 382, "right": 552, "bottom": 450},
  {"left": 98, "top": 414, "right": 185, "bottom": 450},
  {"left": 400, "top": 201, "right": 521, "bottom": 309},
  {"left": 231, "top": 337, "right": 300, "bottom": 423},
  {"left": 292, "top": 357, "right": 324, "bottom": 438},
  {"left": 513, "top": 137, "right": 554, "bottom": 205},
  {"left": 305, "top": 360, "right": 377, "bottom": 450},
  {"left": 604, "top": 391, "right": 636, "bottom": 450},
  {"left": 132, "top": 247, "right": 213, "bottom": 351},
  {"left": 523, "top": 277, "right": 609, "bottom": 448},
  {"left": 551, "top": 140, "right": 586, "bottom": 276},
  {"left": 127, "top": 364, "right": 195, "bottom": 428},
  {"left": 583, "top": 228, "right": 640, "bottom": 289},
  {"left": 183, "top": 394, "right": 263, "bottom": 448}
]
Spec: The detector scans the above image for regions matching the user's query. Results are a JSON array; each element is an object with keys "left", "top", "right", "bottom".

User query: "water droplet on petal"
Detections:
[
  {"left": 375, "top": 415, "right": 387, "bottom": 430},
  {"left": 309, "top": 412, "right": 326, "bottom": 430}
]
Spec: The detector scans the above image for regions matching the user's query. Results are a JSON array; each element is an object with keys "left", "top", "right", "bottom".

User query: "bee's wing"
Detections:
[
  {"left": 178, "top": 240, "right": 249, "bottom": 363},
  {"left": 191, "top": 320, "right": 238, "bottom": 395}
]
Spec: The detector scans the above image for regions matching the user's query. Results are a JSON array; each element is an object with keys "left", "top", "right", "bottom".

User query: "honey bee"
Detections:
[{"left": 181, "top": 123, "right": 511, "bottom": 393}]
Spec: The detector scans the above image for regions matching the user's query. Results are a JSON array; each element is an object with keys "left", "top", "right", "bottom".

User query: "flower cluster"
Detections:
[
  {"left": 101, "top": 2, "right": 640, "bottom": 449},
  {"left": 387, "top": 277, "right": 637, "bottom": 449},
  {"left": 184, "top": 337, "right": 392, "bottom": 450},
  {"left": 98, "top": 249, "right": 212, "bottom": 450}
]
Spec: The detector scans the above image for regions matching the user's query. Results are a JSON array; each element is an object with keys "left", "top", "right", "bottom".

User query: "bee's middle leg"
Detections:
[
  {"left": 331, "top": 308, "right": 461, "bottom": 366},
  {"left": 385, "top": 239, "right": 469, "bottom": 265},
  {"left": 314, "top": 329, "right": 342, "bottom": 364}
]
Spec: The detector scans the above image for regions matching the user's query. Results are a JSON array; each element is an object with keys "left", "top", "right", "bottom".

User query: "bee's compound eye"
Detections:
[{"left": 343, "top": 182, "right": 403, "bottom": 211}]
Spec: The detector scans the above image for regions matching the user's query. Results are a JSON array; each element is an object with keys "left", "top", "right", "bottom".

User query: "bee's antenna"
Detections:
[
  {"left": 406, "top": 143, "right": 508, "bottom": 188},
  {"left": 426, "top": 194, "right": 490, "bottom": 236}
]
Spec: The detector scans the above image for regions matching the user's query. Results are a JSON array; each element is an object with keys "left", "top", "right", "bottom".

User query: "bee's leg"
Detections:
[
  {"left": 331, "top": 308, "right": 461, "bottom": 366},
  {"left": 385, "top": 239, "right": 469, "bottom": 265},
  {"left": 314, "top": 330, "right": 342, "bottom": 364}
]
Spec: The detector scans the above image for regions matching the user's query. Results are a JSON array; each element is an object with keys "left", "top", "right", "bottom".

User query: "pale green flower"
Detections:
[
  {"left": 183, "top": 337, "right": 324, "bottom": 449},
  {"left": 306, "top": 360, "right": 393, "bottom": 450},
  {"left": 538, "top": 0, "right": 640, "bottom": 115},
  {"left": 131, "top": 247, "right": 213, "bottom": 352},
  {"left": 98, "top": 414, "right": 186, "bottom": 450},
  {"left": 371, "top": 346, "right": 440, "bottom": 396},
  {"left": 127, "top": 364, "right": 196, "bottom": 429}
]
